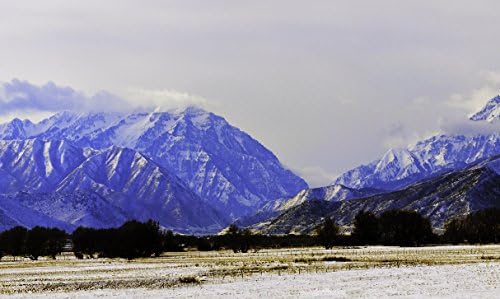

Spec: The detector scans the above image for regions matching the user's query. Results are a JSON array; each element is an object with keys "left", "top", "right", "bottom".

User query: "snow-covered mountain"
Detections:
[
  {"left": 333, "top": 97, "right": 500, "bottom": 190},
  {"left": 0, "top": 139, "right": 227, "bottom": 233},
  {"left": 235, "top": 184, "right": 382, "bottom": 229},
  {"left": 0, "top": 107, "right": 307, "bottom": 232},
  {"left": 239, "top": 96, "right": 500, "bottom": 232},
  {"left": 470, "top": 95, "right": 500, "bottom": 123},
  {"left": 0, "top": 139, "right": 86, "bottom": 192},
  {"left": 334, "top": 134, "right": 500, "bottom": 190},
  {"left": 256, "top": 155, "right": 500, "bottom": 234},
  {"left": 56, "top": 146, "right": 227, "bottom": 233}
]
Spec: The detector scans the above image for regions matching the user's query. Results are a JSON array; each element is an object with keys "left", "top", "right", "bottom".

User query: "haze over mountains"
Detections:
[{"left": 0, "top": 95, "right": 498, "bottom": 234}]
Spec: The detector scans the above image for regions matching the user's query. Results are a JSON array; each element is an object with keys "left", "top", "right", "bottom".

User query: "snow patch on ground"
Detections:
[{"left": 7, "top": 263, "right": 499, "bottom": 299}]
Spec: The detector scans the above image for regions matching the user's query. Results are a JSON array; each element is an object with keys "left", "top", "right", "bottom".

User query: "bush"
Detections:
[
  {"left": 163, "top": 230, "right": 184, "bottom": 252},
  {"left": 72, "top": 227, "right": 99, "bottom": 258},
  {"left": 222, "top": 224, "right": 255, "bottom": 253}
]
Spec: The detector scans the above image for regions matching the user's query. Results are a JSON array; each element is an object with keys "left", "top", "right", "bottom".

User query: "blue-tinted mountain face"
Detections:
[
  {"left": 0, "top": 107, "right": 307, "bottom": 233},
  {"left": 334, "top": 96, "right": 500, "bottom": 191},
  {"left": 241, "top": 97, "right": 500, "bottom": 231}
]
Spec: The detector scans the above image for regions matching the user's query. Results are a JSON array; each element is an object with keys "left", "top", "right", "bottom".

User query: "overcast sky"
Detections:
[{"left": 1, "top": 1, "right": 499, "bottom": 186}]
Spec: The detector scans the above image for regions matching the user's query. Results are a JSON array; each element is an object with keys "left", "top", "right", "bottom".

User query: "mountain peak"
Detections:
[
  {"left": 470, "top": 95, "right": 500, "bottom": 123},
  {"left": 0, "top": 106, "right": 307, "bottom": 229}
]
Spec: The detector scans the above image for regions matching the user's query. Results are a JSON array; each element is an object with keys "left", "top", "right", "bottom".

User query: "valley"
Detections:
[{"left": 0, "top": 245, "right": 498, "bottom": 298}]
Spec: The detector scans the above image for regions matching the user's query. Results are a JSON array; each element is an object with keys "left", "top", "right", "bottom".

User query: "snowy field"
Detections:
[
  {"left": 0, "top": 245, "right": 498, "bottom": 298},
  {"left": 9, "top": 263, "right": 497, "bottom": 299}
]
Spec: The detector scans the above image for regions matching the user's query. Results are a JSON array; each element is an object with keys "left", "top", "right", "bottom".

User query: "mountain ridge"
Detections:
[
  {"left": 470, "top": 95, "right": 500, "bottom": 123},
  {"left": 256, "top": 155, "right": 500, "bottom": 235},
  {"left": 0, "top": 107, "right": 307, "bottom": 233}
]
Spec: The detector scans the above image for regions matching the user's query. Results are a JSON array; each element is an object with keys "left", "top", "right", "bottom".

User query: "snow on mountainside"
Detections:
[
  {"left": 0, "top": 107, "right": 307, "bottom": 219},
  {"left": 0, "top": 139, "right": 86, "bottom": 192},
  {"left": 333, "top": 96, "right": 500, "bottom": 191},
  {"left": 0, "top": 139, "right": 227, "bottom": 233},
  {"left": 0, "top": 107, "right": 306, "bottom": 232},
  {"left": 258, "top": 155, "right": 500, "bottom": 235},
  {"left": 334, "top": 133, "right": 500, "bottom": 190},
  {"left": 57, "top": 146, "right": 227, "bottom": 233},
  {"left": 470, "top": 95, "right": 500, "bottom": 123},
  {"left": 235, "top": 184, "right": 382, "bottom": 229}
]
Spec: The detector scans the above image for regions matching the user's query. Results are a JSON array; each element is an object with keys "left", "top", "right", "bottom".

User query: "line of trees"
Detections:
[
  {"left": 317, "top": 208, "right": 500, "bottom": 248},
  {"left": 72, "top": 220, "right": 164, "bottom": 259},
  {"left": 0, "top": 226, "right": 67, "bottom": 260},
  {"left": 186, "top": 225, "right": 317, "bottom": 253},
  {"left": 0, "top": 208, "right": 498, "bottom": 260},
  {"left": 443, "top": 208, "right": 500, "bottom": 244},
  {"left": 350, "top": 209, "right": 436, "bottom": 246}
]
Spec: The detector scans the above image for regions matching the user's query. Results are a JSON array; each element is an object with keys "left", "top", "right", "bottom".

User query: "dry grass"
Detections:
[{"left": 0, "top": 245, "right": 498, "bottom": 294}]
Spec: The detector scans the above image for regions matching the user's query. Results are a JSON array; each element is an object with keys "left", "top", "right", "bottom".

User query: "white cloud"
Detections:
[
  {"left": 0, "top": 80, "right": 216, "bottom": 122},
  {"left": 293, "top": 166, "right": 338, "bottom": 188},
  {"left": 383, "top": 121, "right": 439, "bottom": 150},
  {"left": 445, "top": 71, "right": 500, "bottom": 115},
  {"left": 122, "top": 88, "right": 210, "bottom": 111},
  {"left": 0, "top": 109, "right": 55, "bottom": 124},
  {"left": 483, "top": 70, "right": 500, "bottom": 85},
  {"left": 439, "top": 117, "right": 500, "bottom": 136}
]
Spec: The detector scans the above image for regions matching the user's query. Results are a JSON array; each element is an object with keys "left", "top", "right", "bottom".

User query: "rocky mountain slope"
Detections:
[
  {"left": 0, "top": 108, "right": 307, "bottom": 219},
  {"left": 258, "top": 155, "right": 500, "bottom": 235},
  {"left": 333, "top": 97, "right": 500, "bottom": 191},
  {"left": 0, "top": 107, "right": 306, "bottom": 233},
  {"left": 245, "top": 97, "right": 500, "bottom": 234},
  {"left": 236, "top": 184, "right": 382, "bottom": 228},
  {"left": 470, "top": 95, "right": 500, "bottom": 123},
  {"left": 0, "top": 139, "right": 227, "bottom": 233}
]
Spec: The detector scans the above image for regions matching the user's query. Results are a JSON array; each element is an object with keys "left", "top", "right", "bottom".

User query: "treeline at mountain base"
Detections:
[{"left": 0, "top": 208, "right": 498, "bottom": 260}]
